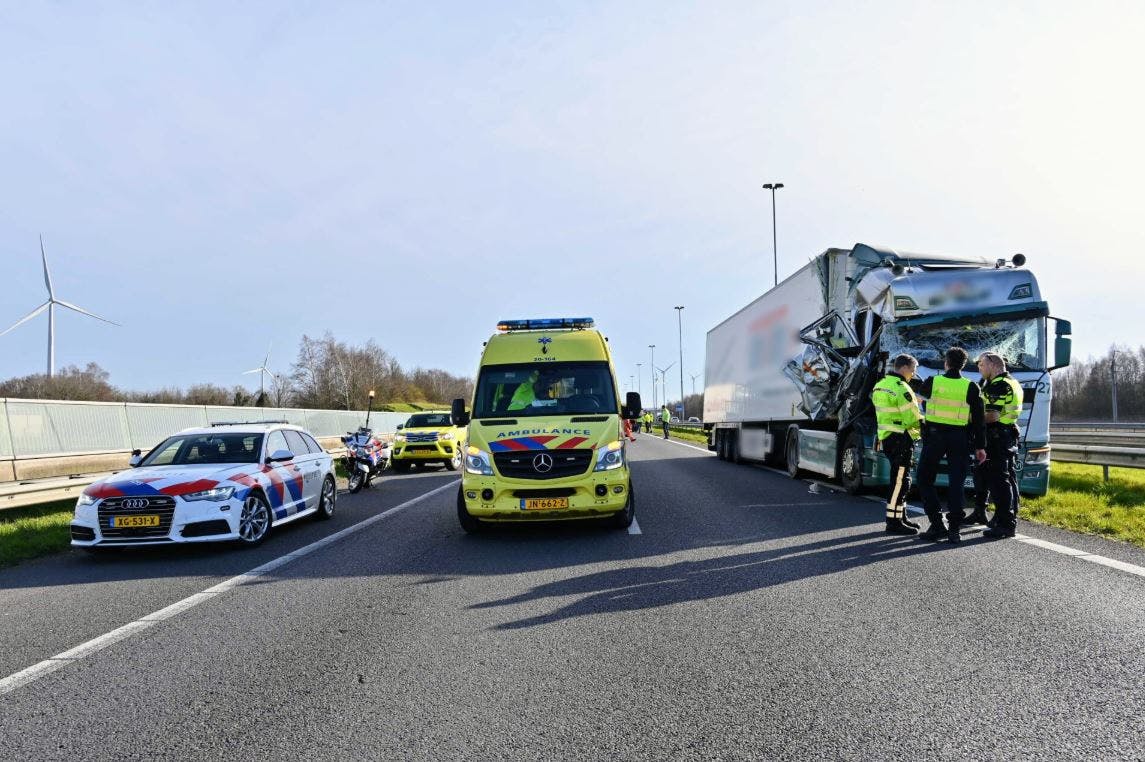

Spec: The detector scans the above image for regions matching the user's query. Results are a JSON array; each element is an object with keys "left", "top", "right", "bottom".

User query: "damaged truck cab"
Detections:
[{"left": 704, "top": 244, "right": 1071, "bottom": 497}]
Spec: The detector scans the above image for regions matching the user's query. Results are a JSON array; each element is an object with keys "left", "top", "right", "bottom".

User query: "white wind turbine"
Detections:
[
  {"left": 243, "top": 344, "right": 273, "bottom": 402},
  {"left": 0, "top": 235, "right": 120, "bottom": 377}
]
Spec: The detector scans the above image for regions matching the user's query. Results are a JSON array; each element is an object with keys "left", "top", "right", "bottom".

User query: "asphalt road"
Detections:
[{"left": 2, "top": 436, "right": 1145, "bottom": 760}]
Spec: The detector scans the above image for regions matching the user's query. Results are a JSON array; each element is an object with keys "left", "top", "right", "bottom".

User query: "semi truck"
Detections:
[{"left": 702, "top": 243, "right": 1072, "bottom": 496}]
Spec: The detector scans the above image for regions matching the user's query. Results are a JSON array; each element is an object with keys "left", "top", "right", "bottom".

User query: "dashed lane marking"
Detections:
[{"left": 0, "top": 481, "right": 456, "bottom": 697}]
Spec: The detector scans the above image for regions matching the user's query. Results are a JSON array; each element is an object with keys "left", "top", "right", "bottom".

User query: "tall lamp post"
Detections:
[
  {"left": 636, "top": 362, "right": 643, "bottom": 400},
  {"left": 648, "top": 345, "right": 656, "bottom": 407},
  {"left": 674, "top": 306, "right": 685, "bottom": 419},
  {"left": 762, "top": 182, "right": 784, "bottom": 287}
]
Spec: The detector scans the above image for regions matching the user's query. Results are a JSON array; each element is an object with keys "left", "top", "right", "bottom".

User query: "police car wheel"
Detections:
[
  {"left": 457, "top": 487, "right": 481, "bottom": 533},
  {"left": 315, "top": 476, "right": 336, "bottom": 520},
  {"left": 238, "top": 492, "right": 272, "bottom": 546}
]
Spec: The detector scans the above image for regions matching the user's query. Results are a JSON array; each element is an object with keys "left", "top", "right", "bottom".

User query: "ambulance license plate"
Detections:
[
  {"left": 111, "top": 515, "right": 160, "bottom": 528},
  {"left": 521, "top": 498, "right": 569, "bottom": 511}
]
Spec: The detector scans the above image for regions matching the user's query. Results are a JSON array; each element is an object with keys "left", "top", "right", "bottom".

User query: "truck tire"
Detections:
[
  {"left": 786, "top": 428, "right": 803, "bottom": 479},
  {"left": 839, "top": 430, "right": 865, "bottom": 495},
  {"left": 392, "top": 460, "right": 411, "bottom": 473},
  {"left": 729, "top": 431, "right": 742, "bottom": 464}
]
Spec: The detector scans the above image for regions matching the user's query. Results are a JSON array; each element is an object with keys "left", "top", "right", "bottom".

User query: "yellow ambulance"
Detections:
[{"left": 450, "top": 318, "right": 642, "bottom": 532}]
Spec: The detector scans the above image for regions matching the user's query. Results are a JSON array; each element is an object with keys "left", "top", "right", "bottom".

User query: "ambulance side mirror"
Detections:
[
  {"left": 451, "top": 398, "right": 470, "bottom": 426},
  {"left": 623, "top": 392, "right": 642, "bottom": 420}
]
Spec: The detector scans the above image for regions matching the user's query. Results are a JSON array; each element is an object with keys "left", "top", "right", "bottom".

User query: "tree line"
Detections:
[
  {"left": 0, "top": 332, "right": 474, "bottom": 410},
  {"left": 1052, "top": 345, "right": 1145, "bottom": 422}
]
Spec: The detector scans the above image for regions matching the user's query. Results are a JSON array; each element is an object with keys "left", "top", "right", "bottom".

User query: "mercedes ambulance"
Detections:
[{"left": 451, "top": 318, "right": 642, "bottom": 532}]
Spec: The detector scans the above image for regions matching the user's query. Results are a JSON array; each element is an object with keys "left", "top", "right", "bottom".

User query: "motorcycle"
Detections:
[{"left": 341, "top": 427, "right": 391, "bottom": 493}]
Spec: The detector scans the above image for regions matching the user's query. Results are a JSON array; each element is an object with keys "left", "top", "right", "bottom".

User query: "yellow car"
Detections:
[
  {"left": 390, "top": 411, "right": 465, "bottom": 472},
  {"left": 450, "top": 317, "right": 642, "bottom": 532}
]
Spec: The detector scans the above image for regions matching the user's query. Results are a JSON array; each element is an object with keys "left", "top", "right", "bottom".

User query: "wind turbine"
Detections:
[
  {"left": 655, "top": 362, "right": 676, "bottom": 410},
  {"left": 0, "top": 235, "right": 120, "bottom": 377},
  {"left": 243, "top": 343, "right": 273, "bottom": 403}
]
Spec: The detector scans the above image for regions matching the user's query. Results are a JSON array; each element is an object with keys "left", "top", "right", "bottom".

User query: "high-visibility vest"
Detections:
[
  {"left": 661, "top": 409, "right": 671, "bottom": 423},
  {"left": 871, "top": 375, "right": 923, "bottom": 441},
  {"left": 927, "top": 375, "right": 972, "bottom": 426},
  {"left": 986, "top": 373, "right": 1024, "bottom": 425}
]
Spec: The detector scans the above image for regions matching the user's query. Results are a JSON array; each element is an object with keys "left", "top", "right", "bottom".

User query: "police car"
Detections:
[{"left": 70, "top": 422, "right": 336, "bottom": 549}]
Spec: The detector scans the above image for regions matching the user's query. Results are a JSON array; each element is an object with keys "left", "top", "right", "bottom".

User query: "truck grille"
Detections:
[
  {"left": 405, "top": 432, "right": 439, "bottom": 443},
  {"left": 98, "top": 495, "right": 176, "bottom": 538},
  {"left": 494, "top": 450, "right": 593, "bottom": 480}
]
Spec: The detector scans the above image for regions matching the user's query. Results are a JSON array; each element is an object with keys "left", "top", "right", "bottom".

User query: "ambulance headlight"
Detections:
[
  {"left": 465, "top": 447, "right": 494, "bottom": 476},
  {"left": 440, "top": 432, "right": 454, "bottom": 441},
  {"left": 594, "top": 441, "right": 625, "bottom": 471}
]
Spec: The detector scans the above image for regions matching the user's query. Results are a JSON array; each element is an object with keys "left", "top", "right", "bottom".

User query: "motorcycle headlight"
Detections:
[
  {"left": 182, "top": 486, "right": 235, "bottom": 502},
  {"left": 439, "top": 432, "right": 454, "bottom": 441},
  {"left": 1025, "top": 447, "right": 1050, "bottom": 465},
  {"left": 594, "top": 441, "right": 625, "bottom": 471},
  {"left": 465, "top": 446, "right": 494, "bottom": 476}
]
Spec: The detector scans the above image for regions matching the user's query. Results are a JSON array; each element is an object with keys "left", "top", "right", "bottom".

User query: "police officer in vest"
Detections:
[
  {"left": 871, "top": 354, "right": 924, "bottom": 535},
  {"left": 965, "top": 374, "right": 993, "bottom": 527},
  {"left": 977, "top": 351, "right": 1024, "bottom": 539},
  {"left": 915, "top": 347, "right": 986, "bottom": 543}
]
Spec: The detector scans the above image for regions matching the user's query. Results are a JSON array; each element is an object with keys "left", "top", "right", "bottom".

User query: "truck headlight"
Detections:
[
  {"left": 183, "top": 486, "right": 236, "bottom": 502},
  {"left": 594, "top": 441, "right": 625, "bottom": 471},
  {"left": 1025, "top": 447, "right": 1050, "bottom": 465},
  {"left": 465, "top": 447, "right": 494, "bottom": 476}
]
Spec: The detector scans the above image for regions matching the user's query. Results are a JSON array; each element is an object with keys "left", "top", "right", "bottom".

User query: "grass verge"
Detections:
[
  {"left": 667, "top": 426, "right": 709, "bottom": 446},
  {"left": 0, "top": 499, "right": 76, "bottom": 568},
  {"left": 1022, "top": 463, "right": 1145, "bottom": 548}
]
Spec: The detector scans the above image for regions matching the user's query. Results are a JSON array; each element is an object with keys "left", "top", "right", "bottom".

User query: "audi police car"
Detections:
[{"left": 70, "top": 423, "right": 337, "bottom": 549}]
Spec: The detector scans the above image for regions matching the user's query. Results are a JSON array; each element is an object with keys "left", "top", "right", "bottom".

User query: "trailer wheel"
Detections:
[
  {"left": 839, "top": 430, "right": 865, "bottom": 495},
  {"left": 716, "top": 431, "right": 726, "bottom": 460},
  {"left": 786, "top": 428, "right": 803, "bottom": 479},
  {"left": 729, "top": 430, "right": 742, "bottom": 464}
]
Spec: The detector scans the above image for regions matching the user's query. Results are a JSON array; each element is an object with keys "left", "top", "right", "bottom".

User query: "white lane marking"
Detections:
[
  {"left": 0, "top": 481, "right": 455, "bottom": 697},
  {"left": 655, "top": 436, "right": 715, "bottom": 455},
  {"left": 627, "top": 517, "right": 642, "bottom": 535},
  {"left": 661, "top": 434, "right": 1145, "bottom": 582}
]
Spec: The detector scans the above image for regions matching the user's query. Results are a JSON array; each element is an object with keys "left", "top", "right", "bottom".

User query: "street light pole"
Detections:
[
  {"left": 762, "top": 182, "right": 784, "bottom": 287},
  {"left": 1111, "top": 349, "right": 1119, "bottom": 422},
  {"left": 635, "top": 363, "right": 643, "bottom": 400},
  {"left": 674, "top": 306, "right": 685, "bottom": 419},
  {"left": 648, "top": 345, "right": 656, "bottom": 407}
]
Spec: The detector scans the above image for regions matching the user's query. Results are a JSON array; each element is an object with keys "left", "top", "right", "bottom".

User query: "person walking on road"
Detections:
[
  {"left": 977, "top": 352, "right": 1024, "bottom": 539},
  {"left": 660, "top": 405, "right": 671, "bottom": 439},
  {"left": 871, "top": 354, "right": 924, "bottom": 535},
  {"left": 915, "top": 347, "right": 986, "bottom": 543},
  {"left": 644, "top": 410, "right": 654, "bottom": 434}
]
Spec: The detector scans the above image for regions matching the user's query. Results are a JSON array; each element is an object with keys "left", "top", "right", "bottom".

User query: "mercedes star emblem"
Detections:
[{"left": 532, "top": 453, "right": 554, "bottom": 473}]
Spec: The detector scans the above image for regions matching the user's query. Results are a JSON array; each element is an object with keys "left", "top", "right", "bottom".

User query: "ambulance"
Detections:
[{"left": 450, "top": 318, "right": 642, "bottom": 532}]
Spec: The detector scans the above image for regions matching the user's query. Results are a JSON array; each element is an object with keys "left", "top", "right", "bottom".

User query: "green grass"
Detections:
[
  {"left": 1022, "top": 463, "right": 1145, "bottom": 547},
  {"left": 666, "top": 426, "right": 709, "bottom": 445},
  {"left": 379, "top": 401, "right": 447, "bottom": 413},
  {"left": 0, "top": 499, "right": 77, "bottom": 568}
]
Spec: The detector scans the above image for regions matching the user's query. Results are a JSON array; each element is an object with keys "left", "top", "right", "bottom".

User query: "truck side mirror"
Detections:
[
  {"left": 623, "top": 392, "right": 642, "bottom": 420},
  {"left": 1050, "top": 317, "right": 1072, "bottom": 370},
  {"left": 451, "top": 398, "right": 470, "bottom": 426}
]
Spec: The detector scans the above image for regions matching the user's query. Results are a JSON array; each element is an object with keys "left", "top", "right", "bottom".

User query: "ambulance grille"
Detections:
[{"left": 494, "top": 450, "right": 593, "bottom": 480}]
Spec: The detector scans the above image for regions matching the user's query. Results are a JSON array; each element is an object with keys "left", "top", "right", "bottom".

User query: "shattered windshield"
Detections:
[{"left": 882, "top": 317, "right": 1045, "bottom": 371}]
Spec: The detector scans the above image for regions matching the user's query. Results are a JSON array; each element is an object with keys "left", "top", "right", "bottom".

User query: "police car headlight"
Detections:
[
  {"left": 440, "top": 432, "right": 454, "bottom": 441},
  {"left": 183, "top": 486, "right": 235, "bottom": 502},
  {"left": 594, "top": 441, "right": 625, "bottom": 471},
  {"left": 1025, "top": 448, "right": 1050, "bottom": 465},
  {"left": 465, "top": 447, "right": 494, "bottom": 476},
  {"left": 77, "top": 493, "right": 96, "bottom": 507}
]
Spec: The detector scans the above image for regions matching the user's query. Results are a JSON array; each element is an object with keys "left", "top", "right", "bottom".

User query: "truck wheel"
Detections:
[
  {"left": 717, "top": 431, "right": 728, "bottom": 461},
  {"left": 729, "top": 431, "right": 742, "bottom": 464},
  {"left": 786, "top": 428, "right": 803, "bottom": 479},
  {"left": 392, "top": 461, "right": 411, "bottom": 473},
  {"left": 457, "top": 487, "right": 481, "bottom": 533},
  {"left": 839, "top": 430, "right": 865, "bottom": 495},
  {"left": 610, "top": 487, "right": 635, "bottom": 529}
]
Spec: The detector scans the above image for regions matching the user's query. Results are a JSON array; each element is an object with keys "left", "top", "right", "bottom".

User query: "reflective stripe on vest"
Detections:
[
  {"left": 871, "top": 375, "right": 922, "bottom": 441},
  {"left": 927, "top": 375, "right": 972, "bottom": 426},
  {"left": 998, "top": 375, "right": 1023, "bottom": 425}
]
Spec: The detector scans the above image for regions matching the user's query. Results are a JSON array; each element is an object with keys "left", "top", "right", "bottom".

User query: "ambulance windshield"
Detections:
[{"left": 472, "top": 362, "right": 618, "bottom": 418}]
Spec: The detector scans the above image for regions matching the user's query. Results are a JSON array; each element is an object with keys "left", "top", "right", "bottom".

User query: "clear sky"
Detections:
[{"left": 1, "top": 1, "right": 1142, "bottom": 400}]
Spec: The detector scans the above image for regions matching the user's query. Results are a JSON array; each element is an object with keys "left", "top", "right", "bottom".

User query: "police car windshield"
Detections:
[
  {"left": 406, "top": 413, "right": 451, "bottom": 428},
  {"left": 141, "top": 433, "right": 264, "bottom": 466},
  {"left": 473, "top": 362, "right": 618, "bottom": 419}
]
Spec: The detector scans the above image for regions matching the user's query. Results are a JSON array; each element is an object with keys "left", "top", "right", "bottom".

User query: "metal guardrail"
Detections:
[{"left": 1049, "top": 424, "right": 1145, "bottom": 480}]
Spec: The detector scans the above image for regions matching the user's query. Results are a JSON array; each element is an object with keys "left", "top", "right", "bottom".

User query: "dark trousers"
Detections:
[
  {"left": 882, "top": 433, "right": 915, "bottom": 522},
  {"left": 661, "top": 422, "right": 669, "bottom": 438},
  {"left": 985, "top": 427, "right": 1019, "bottom": 530},
  {"left": 917, "top": 424, "right": 970, "bottom": 528},
  {"left": 974, "top": 434, "right": 1021, "bottom": 517},
  {"left": 633, "top": 421, "right": 642, "bottom": 433}
]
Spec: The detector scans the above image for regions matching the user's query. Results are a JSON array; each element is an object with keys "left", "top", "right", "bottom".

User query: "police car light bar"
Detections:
[{"left": 497, "top": 317, "right": 594, "bottom": 331}]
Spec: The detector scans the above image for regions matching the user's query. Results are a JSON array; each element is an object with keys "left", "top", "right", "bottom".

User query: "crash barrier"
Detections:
[
  {"left": 1049, "top": 423, "right": 1145, "bottom": 481},
  {"left": 0, "top": 397, "right": 413, "bottom": 484}
]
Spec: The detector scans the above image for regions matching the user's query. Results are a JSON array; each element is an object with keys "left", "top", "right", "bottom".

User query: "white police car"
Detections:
[{"left": 70, "top": 422, "right": 336, "bottom": 549}]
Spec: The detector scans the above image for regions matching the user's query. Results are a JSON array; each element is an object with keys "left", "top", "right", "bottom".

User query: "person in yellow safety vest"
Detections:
[
  {"left": 914, "top": 347, "right": 986, "bottom": 543},
  {"left": 643, "top": 411, "right": 654, "bottom": 435},
  {"left": 871, "top": 354, "right": 924, "bottom": 535},
  {"left": 660, "top": 405, "right": 671, "bottom": 439},
  {"left": 507, "top": 370, "right": 541, "bottom": 411},
  {"left": 977, "top": 351, "right": 1025, "bottom": 539}
]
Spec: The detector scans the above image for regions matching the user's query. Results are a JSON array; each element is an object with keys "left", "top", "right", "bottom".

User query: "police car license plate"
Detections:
[
  {"left": 521, "top": 498, "right": 569, "bottom": 511},
  {"left": 111, "top": 515, "right": 160, "bottom": 528}
]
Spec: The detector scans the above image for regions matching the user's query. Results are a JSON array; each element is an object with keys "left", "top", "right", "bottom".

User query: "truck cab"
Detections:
[
  {"left": 390, "top": 411, "right": 465, "bottom": 472},
  {"left": 451, "top": 317, "right": 641, "bottom": 533}
]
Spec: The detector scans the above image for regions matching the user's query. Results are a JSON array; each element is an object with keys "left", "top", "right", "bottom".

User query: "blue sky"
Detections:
[{"left": 1, "top": 1, "right": 1142, "bottom": 400}]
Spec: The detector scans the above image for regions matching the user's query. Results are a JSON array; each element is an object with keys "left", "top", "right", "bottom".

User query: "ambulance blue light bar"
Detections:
[{"left": 497, "top": 317, "right": 594, "bottom": 332}]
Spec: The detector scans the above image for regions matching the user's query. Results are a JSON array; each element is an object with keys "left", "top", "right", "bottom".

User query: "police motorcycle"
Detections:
[{"left": 341, "top": 390, "right": 391, "bottom": 493}]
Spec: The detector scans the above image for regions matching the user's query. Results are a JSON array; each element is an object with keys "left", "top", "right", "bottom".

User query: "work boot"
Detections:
[
  {"left": 885, "top": 518, "right": 918, "bottom": 536},
  {"left": 947, "top": 527, "right": 962, "bottom": 544},
  {"left": 982, "top": 526, "right": 1016, "bottom": 539},
  {"left": 902, "top": 513, "right": 921, "bottom": 529},
  {"left": 963, "top": 509, "right": 989, "bottom": 526},
  {"left": 919, "top": 522, "right": 946, "bottom": 542}
]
